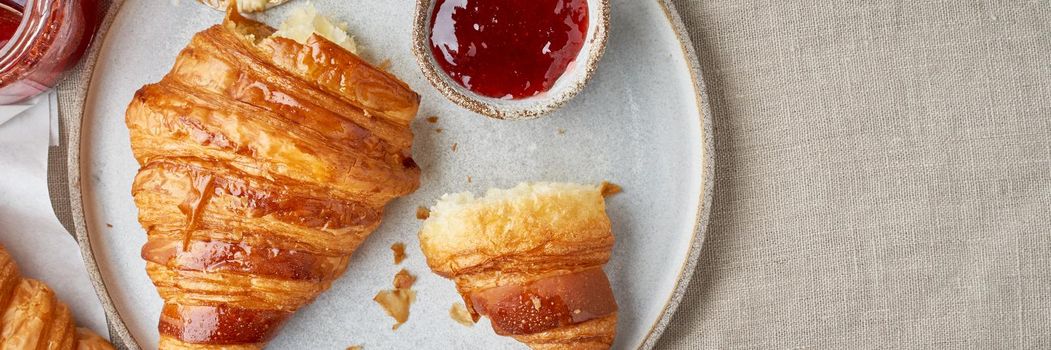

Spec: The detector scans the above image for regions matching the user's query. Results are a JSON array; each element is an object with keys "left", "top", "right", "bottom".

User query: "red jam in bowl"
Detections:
[
  {"left": 0, "top": 2, "right": 20, "bottom": 47},
  {"left": 0, "top": 0, "right": 96, "bottom": 104},
  {"left": 429, "top": 0, "right": 589, "bottom": 99}
]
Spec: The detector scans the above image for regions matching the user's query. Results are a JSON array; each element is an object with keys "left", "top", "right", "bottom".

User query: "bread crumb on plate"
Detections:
[
  {"left": 600, "top": 181, "right": 622, "bottom": 198},
  {"left": 449, "top": 302, "right": 475, "bottom": 327},
  {"left": 390, "top": 242, "right": 406, "bottom": 264},
  {"left": 373, "top": 268, "right": 417, "bottom": 330}
]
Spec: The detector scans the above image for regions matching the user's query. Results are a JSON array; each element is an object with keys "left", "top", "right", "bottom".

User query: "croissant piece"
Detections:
[
  {"left": 419, "top": 183, "right": 619, "bottom": 349},
  {"left": 0, "top": 245, "right": 115, "bottom": 350},
  {"left": 126, "top": 10, "right": 420, "bottom": 349},
  {"left": 196, "top": 0, "right": 288, "bottom": 13}
]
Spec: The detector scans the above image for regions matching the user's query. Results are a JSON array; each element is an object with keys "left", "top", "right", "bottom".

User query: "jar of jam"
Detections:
[{"left": 0, "top": 0, "right": 97, "bottom": 104}]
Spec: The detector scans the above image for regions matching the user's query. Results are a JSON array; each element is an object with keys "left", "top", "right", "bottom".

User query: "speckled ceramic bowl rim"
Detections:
[
  {"left": 410, "top": 0, "right": 611, "bottom": 120},
  {"left": 64, "top": 1, "right": 714, "bottom": 349}
]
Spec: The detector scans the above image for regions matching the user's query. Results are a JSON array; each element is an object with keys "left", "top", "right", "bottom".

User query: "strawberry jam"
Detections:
[
  {"left": 0, "top": 2, "right": 20, "bottom": 47},
  {"left": 429, "top": 0, "right": 589, "bottom": 99}
]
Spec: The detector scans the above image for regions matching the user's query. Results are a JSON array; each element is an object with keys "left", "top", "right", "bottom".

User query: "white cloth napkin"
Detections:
[{"left": 0, "top": 93, "right": 109, "bottom": 337}]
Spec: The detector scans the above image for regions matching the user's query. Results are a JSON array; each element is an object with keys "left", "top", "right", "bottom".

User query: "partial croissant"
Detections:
[
  {"left": 196, "top": 0, "right": 289, "bottom": 13},
  {"left": 126, "top": 9, "right": 420, "bottom": 349},
  {"left": 419, "top": 183, "right": 619, "bottom": 349},
  {"left": 0, "top": 245, "right": 115, "bottom": 350}
]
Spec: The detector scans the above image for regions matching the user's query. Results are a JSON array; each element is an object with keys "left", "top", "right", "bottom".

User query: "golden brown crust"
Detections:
[
  {"left": 159, "top": 336, "right": 262, "bottom": 350},
  {"left": 418, "top": 183, "right": 618, "bottom": 349},
  {"left": 127, "top": 13, "right": 420, "bottom": 349},
  {"left": 76, "top": 328, "right": 116, "bottom": 350},
  {"left": 514, "top": 314, "right": 617, "bottom": 350},
  {"left": 0, "top": 246, "right": 115, "bottom": 350}
]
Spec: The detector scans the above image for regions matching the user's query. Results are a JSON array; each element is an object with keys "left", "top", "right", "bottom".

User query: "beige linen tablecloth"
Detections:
[{"left": 49, "top": 0, "right": 1050, "bottom": 348}]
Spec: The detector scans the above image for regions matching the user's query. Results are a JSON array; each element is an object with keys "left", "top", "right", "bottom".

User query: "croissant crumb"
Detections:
[
  {"left": 391, "top": 242, "right": 407, "bottom": 264},
  {"left": 393, "top": 269, "right": 416, "bottom": 289},
  {"left": 373, "top": 288, "right": 415, "bottom": 330},
  {"left": 378, "top": 59, "right": 392, "bottom": 71},
  {"left": 449, "top": 303, "right": 475, "bottom": 327},
  {"left": 599, "top": 181, "right": 622, "bottom": 198}
]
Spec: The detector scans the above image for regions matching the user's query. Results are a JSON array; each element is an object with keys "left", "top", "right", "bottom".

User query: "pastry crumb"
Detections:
[
  {"left": 373, "top": 289, "right": 415, "bottom": 330},
  {"left": 374, "top": 268, "right": 417, "bottom": 330},
  {"left": 600, "top": 181, "right": 622, "bottom": 198},
  {"left": 466, "top": 176, "right": 472, "bottom": 183},
  {"left": 451, "top": 143, "right": 458, "bottom": 152},
  {"left": 449, "top": 303, "right": 475, "bottom": 327},
  {"left": 390, "top": 242, "right": 406, "bottom": 264},
  {"left": 426, "top": 116, "right": 439, "bottom": 124},
  {"left": 530, "top": 295, "right": 542, "bottom": 310},
  {"left": 557, "top": 128, "right": 566, "bottom": 135},
  {"left": 435, "top": 128, "right": 443, "bottom": 133},
  {"left": 106, "top": 223, "right": 113, "bottom": 228},
  {"left": 346, "top": 346, "right": 363, "bottom": 350},
  {"left": 393, "top": 269, "right": 416, "bottom": 289},
  {"left": 416, "top": 206, "right": 430, "bottom": 220},
  {"left": 378, "top": 59, "right": 392, "bottom": 71}
]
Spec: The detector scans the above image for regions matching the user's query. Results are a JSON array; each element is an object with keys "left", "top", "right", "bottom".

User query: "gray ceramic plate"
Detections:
[{"left": 71, "top": 0, "right": 713, "bottom": 349}]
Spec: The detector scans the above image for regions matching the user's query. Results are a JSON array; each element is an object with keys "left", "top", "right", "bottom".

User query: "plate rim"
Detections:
[{"left": 66, "top": 1, "right": 714, "bottom": 349}]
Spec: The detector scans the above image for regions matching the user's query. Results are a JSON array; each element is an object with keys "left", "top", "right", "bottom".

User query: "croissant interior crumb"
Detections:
[
  {"left": 271, "top": 1, "right": 358, "bottom": 53},
  {"left": 449, "top": 302, "right": 475, "bottom": 327},
  {"left": 238, "top": 0, "right": 269, "bottom": 12},
  {"left": 419, "top": 182, "right": 609, "bottom": 275}
]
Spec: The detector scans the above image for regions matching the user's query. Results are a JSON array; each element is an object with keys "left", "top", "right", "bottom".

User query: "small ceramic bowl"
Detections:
[{"left": 411, "top": 0, "right": 610, "bottom": 120}]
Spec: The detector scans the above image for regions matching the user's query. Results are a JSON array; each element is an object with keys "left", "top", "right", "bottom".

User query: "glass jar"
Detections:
[{"left": 0, "top": 0, "right": 97, "bottom": 104}]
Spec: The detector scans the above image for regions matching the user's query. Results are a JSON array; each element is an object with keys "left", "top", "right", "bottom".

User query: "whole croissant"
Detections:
[
  {"left": 0, "top": 245, "right": 115, "bottom": 349},
  {"left": 419, "top": 183, "right": 619, "bottom": 349},
  {"left": 126, "top": 10, "right": 420, "bottom": 349}
]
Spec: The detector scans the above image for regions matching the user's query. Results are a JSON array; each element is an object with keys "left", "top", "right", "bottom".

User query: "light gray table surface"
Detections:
[{"left": 48, "top": 0, "right": 1049, "bottom": 348}]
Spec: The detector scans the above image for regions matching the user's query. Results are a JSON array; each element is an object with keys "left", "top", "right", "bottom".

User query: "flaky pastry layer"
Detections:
[
  {"left": 419, "top": 182, "right": 618, "bottom": 349},
  {"left": 126, "top": 9, "right": 420, "bottom": 349},
  {"left": 0, "top": 246, "right": 115, "bottom": 349}
]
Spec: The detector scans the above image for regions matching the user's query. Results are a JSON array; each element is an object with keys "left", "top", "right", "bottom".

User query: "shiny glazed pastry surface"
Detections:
[
  {"left": 126, "top": 10, "right": 420, "bottom": 349},
  {"left": 419, "top": 183, "right": 618, "bottom": 349},
  {"left": 0, "top": 246, "right": 116, "bottom": 350}
]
